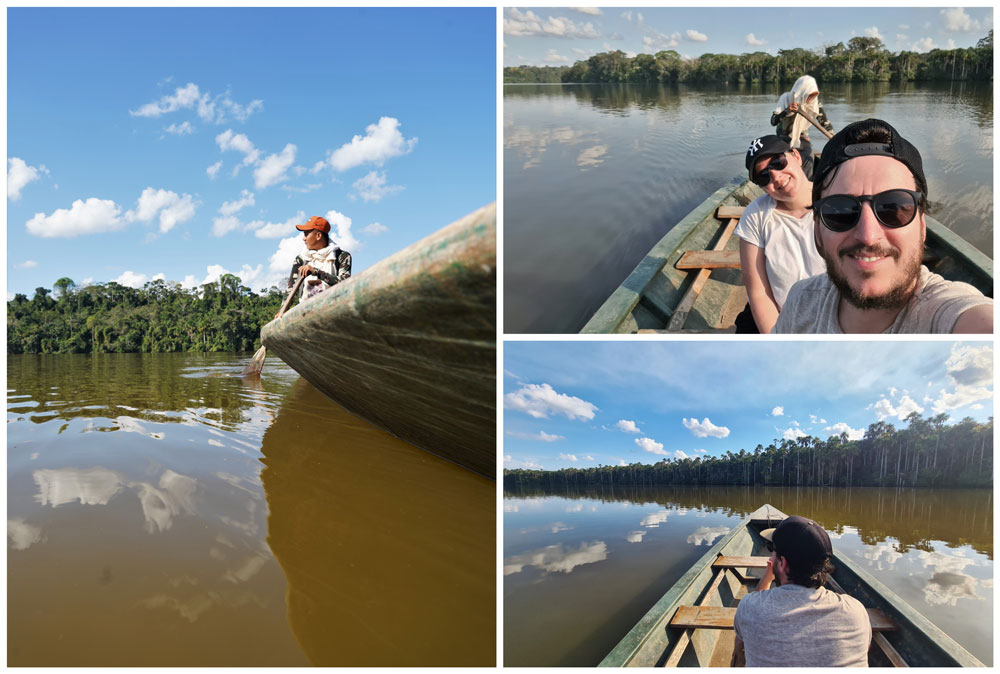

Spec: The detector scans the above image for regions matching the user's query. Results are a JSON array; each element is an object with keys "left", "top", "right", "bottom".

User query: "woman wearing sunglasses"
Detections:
[
  {"left": 773, "top": 118, "right": 992, "bottom": 334},
  {"left": 734, "top": 135, "right": 826, "bottom": 334}
]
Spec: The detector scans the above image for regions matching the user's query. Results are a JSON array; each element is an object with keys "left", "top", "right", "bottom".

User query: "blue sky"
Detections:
[
  {"left": 503, "top": 341, "right": 994, "bottom": 471},
  {"left": 7, "top": 7, "right": 495, "bottom": 297},
  {"left": 503, "top": 7, "right": 994, "bottom": 66}
]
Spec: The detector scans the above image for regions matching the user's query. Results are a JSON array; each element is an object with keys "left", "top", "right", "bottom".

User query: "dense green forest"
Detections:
[
  {"left": 504, "top": 32, "right": 993, "bottom": 84},
  {"left": 7, "top": 276, "right": 287, "bottom": 353},
  {"left": 504, "top": 414, "right": 993, "bottom": 490}
]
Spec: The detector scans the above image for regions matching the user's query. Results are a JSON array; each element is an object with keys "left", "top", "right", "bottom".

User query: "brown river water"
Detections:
[{"left": 7, "top": 353, "right": 495, "bottom": 666}]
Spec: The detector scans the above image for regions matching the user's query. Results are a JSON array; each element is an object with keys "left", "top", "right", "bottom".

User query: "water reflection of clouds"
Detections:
[
  {"left": 504, "top": 126, "right": 595, "bottom": 170},
  {"left": 577, "top": 145, "right": 608, "bottom": 168},
  {"left": 503, "top": 541, "right": 608, "bottom": 575},
  {"left": 923, "top": 571, "right": 982, "bottom": 606},
  {"left": 863, "top": 542, "right": 903, "bottom": 570},
  {"left": 33, "top": 466, "right": 198, "bottom": 534},
  {"left": 627, "top": 530, "right": 646, "bottom": 543},
  {"left": 687, "top": 526, "right": 730, "bottom": 546},
  {"left": 827, "top": 525, "right": 858, "bottom": 539},
  {"left": 8, "top": 518, "right": 45, "bottom": 550},
  {"left": 641, "top": 509, "right": 669, "bottom": 527}
]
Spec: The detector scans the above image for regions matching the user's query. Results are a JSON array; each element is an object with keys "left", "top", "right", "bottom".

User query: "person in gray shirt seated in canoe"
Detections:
[
  {"left": 773, "top": 119, "right": 992, "bottom": 333},
  {"left": 732, "top": 516, "right": 871, "bottom": 667}
]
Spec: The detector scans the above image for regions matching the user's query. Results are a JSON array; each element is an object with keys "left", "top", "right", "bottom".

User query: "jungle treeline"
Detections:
[
  {"left": 8, "top": 276, "right": 287, "bottom": 354},
  {"left": 504, "top": 414, "right": 993, "bottom": 490},
  {"left": 504, "top": 32, "right": 993, "bottom": 84}
]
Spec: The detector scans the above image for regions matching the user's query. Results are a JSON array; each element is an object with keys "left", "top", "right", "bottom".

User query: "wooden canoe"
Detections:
[
  {"left": 580, "top": 179, "right": 994, "bottom": 333},
  {"left": 261, "top": 203, "right": 496, "bottom": 479},
  {"left": 599, "top": 504, "right": 984, "bottom": 667}
]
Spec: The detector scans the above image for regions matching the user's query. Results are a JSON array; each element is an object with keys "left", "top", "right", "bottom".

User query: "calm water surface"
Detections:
[
  {"left": 504, "top": 81, "right": 994, "bottom": 332},
  {"left": 503, "top": 485, "right": 992, "bottom": 666},
  {"left": 8, "top": 353, "right": 494, "bottom": 666}
]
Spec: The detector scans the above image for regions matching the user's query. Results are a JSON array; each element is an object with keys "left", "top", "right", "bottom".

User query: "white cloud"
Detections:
[
  {"left": 674, "top": 449, "right": 690, "bottom": 460},
  {"left": 943, "top": 344, "right": 992, "bottom": 388},
  {"left": 615, "top": 419, "right": 640, "bottom": 433},
  {"left": 783, "top": 427, "right": 808, "bottom": 440},
  {"left": 324, "top": 209, "right": 360, "bottom": 251},
  {"left": 746, "top": 33, "right": 767, "bottom": 46},
  {"left": 583, "top": 455, "right": 595, "bottom": 461},
  {"left": 502, "top": 541, "right": 607, "bottom": 575},
  {"left": 693, "top": 448, "right": 707, "bottom": 454},
  {"left": 254, "top": 143, "right": 296, "bottom": 189},
  {"left": 872, "top": 394, "right": 925, "bottom": 421},
  {"left": 165, "top": 122, "right": 193, "bottom": 136},
  {"left": 687, "top": 526, "right": 730, "bottom": 546},
  {"left": 328, "top": 117, "right": 417, "bottom": 172},
  {"left": 245, "top": 211, "right": 305, "bottom": 240},
  {"left": 206, "top": 161, "right": 222, "bottom": 179},
  {"left": 940, "top": 8, "right": 982, "bottom": 33},
  {"left": 643, "top": 30, "right": 681, "bottom": 52},
  {"left": 544, "top": 48, "right": 570, "bottom": 64},
  {"left": 125, "top": 187, "right": 198, "bottom": 234},
  {"left": 352, "top": 171, "right": 404, "bottom": 203},
  {"left": 626, "top": 530, "right": 646, "bottom": 543},
  {"left": 26, "top": 198, "right": 124, "bottom": 237},
  {"left": 7, "top": 518, "right": 45, "bottom": 550},
  {"left": 131, "top": 82, "right": 262, "bottom": 124},
  {"left": 115, "top": 270, "right": 165, "bottom": 288},
  {"left": 14, "top": 260, "right": 38, "bottom": 269},
  {"left": 824, "top": 422, "right": 865, "bottom": 441},
  {"left": 636, "top": 437, "right": 666, "bottom": 455},
  {"left": 559, "top": 453, "right": 578, "bottom": 462},
  {"left": 810, "top": 414, "right": 827, "bottom": 424},
  {"left": 218, "top": 189, "right": 255, "bottom": 217},
  {"left": 617, "top": 459, "right": 627, "bottom": 466},
  {"left": 504, "top": 383, "right": 598, "bottom": 420},
  {"left": 864, "top": 26, "right": 885, "bottom": 40},
  {"left": 130, "top": 82, "right": 202, "bottom": 118},
  {"left": 216, "top": 129, "right": 260, "bottom": 166},
  {"left": 682, "top": 417, "right": 730, "bottom": 438},
  {"left": 506, "top": 430, "right": 565, "bottom": 442},
  {"left": 362, "top": 221, "right": 387, "bottom": 235},
  {"left": 571, "top": 7, "right": 602, "bottom": 15},
  {"left": 911, "top": 37, "right": 938, "bottom": 52},
  {"left": 212, "top": 216, "right": 241, "bottom": 237},
  {"left": 8, "top": 157, "right": 48, "bottom": 201},
  {"left": 685, "top": 29, "right": 708, "bottom": 42},
  {"left": 503, "top": 8, "right": 601, "bottom": 39},
  {"left": 771, "top": 406, "right": 784, "bottom": 416}
]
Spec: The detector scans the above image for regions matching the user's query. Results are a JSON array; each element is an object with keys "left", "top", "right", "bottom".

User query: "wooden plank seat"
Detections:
[
  {"left": 712, "top": 555, "right": 770, "bottom": 569},
  {"left": 670, "top": 605, "right": 897, "bottom": 632},
  {"left": 676, "top": 250, "right": 741, "bottom": 270}
]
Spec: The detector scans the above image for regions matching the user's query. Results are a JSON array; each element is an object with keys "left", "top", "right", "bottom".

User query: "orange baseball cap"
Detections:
[{"left": 296, "top": 216, "right": 330, "bottom": 234}]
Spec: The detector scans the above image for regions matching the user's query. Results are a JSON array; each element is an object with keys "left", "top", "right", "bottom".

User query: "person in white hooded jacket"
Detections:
[
  {"left": 771, "top": 75, "right": 834, "bottom": 180},
  {"left": 286, "top": 215, "right": 352, "bottom": 302}
]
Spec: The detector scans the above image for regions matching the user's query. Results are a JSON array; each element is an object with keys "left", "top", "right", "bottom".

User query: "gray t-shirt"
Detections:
[
  {"left": 734, "top": 583, "right": 871, "bottom": 667},
  {"left": 773, "top": 266, "right": 992, "bottom": 333}
]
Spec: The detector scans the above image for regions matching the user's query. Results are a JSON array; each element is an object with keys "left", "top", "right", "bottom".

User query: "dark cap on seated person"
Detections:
[
  {"left": 745, "top": 135, "right": 792, "bottom": 180},
  {"left": 760, "top": 515, "right": 833, "bottom": 570},
  {"left": 296, "top": 215, "right": 331, "bottom": 234},
  {"left": 812, "top": 118, "right": 926, "bottom": 197}
]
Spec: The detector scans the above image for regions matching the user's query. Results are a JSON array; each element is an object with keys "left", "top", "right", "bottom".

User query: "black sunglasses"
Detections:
[
  {"left": 814, "top": 189, "right": 922, "bottom": 233},
  {"left": 752, "top": 153, "right": 789, "bottom": 188}
]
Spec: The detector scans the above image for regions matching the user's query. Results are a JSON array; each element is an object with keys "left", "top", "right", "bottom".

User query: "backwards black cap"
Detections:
[
  {"left": 812, "top": 118, "right": 926, "bottom": 203},
  {"left": 761, "top": 515, "right": 833, "bottom": 572}
]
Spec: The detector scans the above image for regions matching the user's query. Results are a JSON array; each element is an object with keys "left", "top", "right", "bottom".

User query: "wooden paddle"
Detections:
[
  {"left": 795, "top": 106, "right": 834, "bottom": 139},
  {"left": 243, "top": 274, "right": 305, "bottom": 376}
]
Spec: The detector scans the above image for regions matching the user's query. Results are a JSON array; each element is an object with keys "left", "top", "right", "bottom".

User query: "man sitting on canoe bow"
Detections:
[
  {"left": 281, "top": 216, "right": 352, "bottom": 314},
  {"left": 732, "top": 516, "right": 871, "bottom": 667},
  {"left": 774, "top": 119, "right": 992, "bottom": 333}
]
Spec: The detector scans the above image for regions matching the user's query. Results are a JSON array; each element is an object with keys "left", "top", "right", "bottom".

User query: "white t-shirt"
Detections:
[
  {"left": 773, "top": 266, "right": 993, "bottom": 334},
  {"left": 734, "top": 194, "right": 826, "bottom": 308},
  {"left": 734, "top": 583, "right": 871, "bottom": 667}
]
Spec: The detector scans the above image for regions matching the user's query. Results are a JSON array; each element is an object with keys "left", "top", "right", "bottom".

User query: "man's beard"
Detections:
[{"left": 822, "top": 241, "right": 923, "bottom": 311}]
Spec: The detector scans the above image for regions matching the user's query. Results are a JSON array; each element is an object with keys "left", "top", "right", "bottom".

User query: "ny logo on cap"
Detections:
[{"left": 748, "top": 138, "right": 764, "bottom": 156}]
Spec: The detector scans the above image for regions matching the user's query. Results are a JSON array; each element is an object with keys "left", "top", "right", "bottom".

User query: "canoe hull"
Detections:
[
  {"left": 262, "top": 203, "right": 496, "bottom": 479},
  {"left": 601, "top": 504, "right": 983, "bottom": 667}
]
